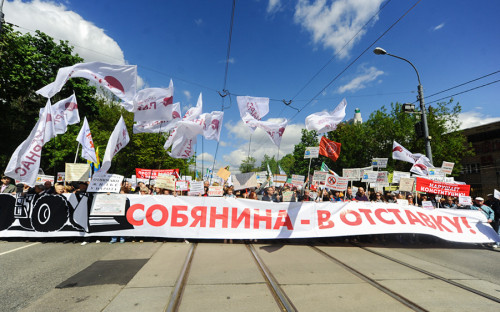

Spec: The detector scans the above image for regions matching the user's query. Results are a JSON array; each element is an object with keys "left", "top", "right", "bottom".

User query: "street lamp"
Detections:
[{"left": 373, "top": 47, "right": 433, "bottom": 164}]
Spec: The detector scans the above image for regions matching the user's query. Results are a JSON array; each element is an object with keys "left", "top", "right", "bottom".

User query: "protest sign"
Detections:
[
  {"left": 495, "top": 189, "right": 500, "bottom": 200},
  {"left": 376, "top": 171, "right": 388, "bottom": 184},
  {"left": 217, "top": 167, "right": 231, "bottom": 181},
  {"left": 325, "top": 174, "right": 349, "bottom": 191},
  {"left": 416, "top": 177, "right": 470, "bottom": 197},
  {"left": 421, "top": 201, "right": 434, "bottom": 210},
  {"left": 208, "top": 185, "right": 224, "bottom": 196},
  {"left": 304, "top": 146, "right": 319, "bottom": 159},
  {"left": 232, "top": 172, "right": 258, "bottom": 190},
  {"left": 175, "top": 180, "right": 189, "bottom": 191},
  {"left": 90, "top": 193, "right": 127, "bottom": 216},
  {"left": 273, "top": 174, "right": 287, "bottom": 183},
  {"left": 441, "top": 161, "right": 455, "bottom": 175},
  {"left": 282, "top": 191, "right": 295, "bottom": 202},
  {"left": 291, "top": 175, "right": 305, "bottom": 186},
  {"left": 361, "top": 170, "right": 378, "bottom": 183},
  {"left": 392, "top": 171, "right": 411, "bottom": 184},
  {"left": 65, "top": 163, "right": 90, "bottom": 182},
  {"left": 256, "top": 171, "right": 268, "bottom": 183},
  {"left": 459, "top": 196, "right": 472, "bottom": 206},
  {"left": 88, "top": 174, "right": 124, "bottom": 193},
  {"left": 181, "top": 175, "right": 193, "bottom": 181},
  {"left": 372, "top": 158, "right": 388, "bottom": 168},
  {"left": 397, "top": 199, "right": 409, "bottom": 206},
  {"left": 155, "top": 175, "right": 176, "bottom": 190},
  {"left": 36, "top": 174, "right": 54, "bottom": 185},
  {"left": 188, "top": 181, "right": 204, "bottom": 196},
  {"left": 342, "top": 168, "right": 361, "bottom": 181},
  {"left": 57, "top": 172, "right": 65, "bottom": 183},
  {"left": 312, "top": 171, "right": 327, "bottom": 184},
  {"left": 399, "top": 177, "right": 415, "bottom": 192},
  {"left": 135, "top": 168, "right": 179, "bottom": 179}
]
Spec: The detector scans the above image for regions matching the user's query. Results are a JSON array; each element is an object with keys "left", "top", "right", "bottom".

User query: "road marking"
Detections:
[{"left": 0, "top": 242, "right": 40, "bottom": 256}]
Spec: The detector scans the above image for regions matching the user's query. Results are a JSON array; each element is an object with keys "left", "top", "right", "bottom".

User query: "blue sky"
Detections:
[{"left": 4, "top": 0, "right": 500, "bottom": 172}]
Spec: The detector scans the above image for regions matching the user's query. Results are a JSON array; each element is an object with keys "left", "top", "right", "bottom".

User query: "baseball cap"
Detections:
[{"left": 476, "top": 197, "right": 484, "bottom": 201}]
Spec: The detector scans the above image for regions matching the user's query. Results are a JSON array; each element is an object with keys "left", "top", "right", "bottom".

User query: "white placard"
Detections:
[
  {"left": 325, "top": 174, "right": 349, "bottom": 191},
  {"left": 342, "top": 168, "right": 361, "bottom": 181},
  {"left": 361, "top": 170, "right": 378, "bottom": 183},
  {"left": 208, "top": 186, "right": 224, "bottom": 197},
  {"left": 376, "top": 171, "right": 388, "bottom": 184},
  {"left": 421, "top": 201, "right": 434, "bottom": 210},
  {"left": 273, "top": 174, "right": 287, "bottom": 183},
  {"left": 88, "top": 174, "right": 124, "bottom": 193},
  {"left": 397, "top": 199, "right": 409, "bottom": 206},
  {"left": 256, "top": 171, "right": 268, "bottom": 183},
  {"left": 175, "top": 180, "right": 189, "bottom": 191},
  {"left": 459, "top": 196, "right": 472, "bottom": 206},
  {"left": 90, "top": 193, "right": 127, "bottom": 216},
  {"left": 65, "top": 163, "right": 90, "bottom": 182},
  {"left": 372, "top": 158, "right": 388, "bottom": 168},
  {"left": 181, "top": 175, "right": 193, "bottom": 181},
  {"left": 232, "top": 172, "right": 258, "bottom": 190},
  {"left": 291, "top": 174, "right": 305, "bottom": 186},
  {"left": 399, "top": 177, "right": 415, "bottom": 192},
  {"left": 155, "top": 175, "right": 176, "bottom": 190},
  {"left": 304, "top": 146, "right": 320, "bottom": 159},
  {"left": 392, "top": 171, "right": 410, "bottom": 184},
  {"left": 36, "top": 174, "right": 54, "bottom": 185},
  {"left": 188, "top": 181, "right": 204, "bottom": 196},
  {"left": 312, "top": 171, "right": 327, "bottom": 185},
  {"left": 441, "top": 161, "right": 455, "bottom": 175},
  {"left": 495, "top": 189, "right": 500, "bottom": 200},
  {"left": 57, "top": 172, "right": 65, "bottom": 183}
]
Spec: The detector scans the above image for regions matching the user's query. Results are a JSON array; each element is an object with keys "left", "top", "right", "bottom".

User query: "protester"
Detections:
[
  {"left": 262, "top": 186, "right": 280, "bottom": 202},
  {"left": 355, "top": 187, "right": 369, "bottom": 201},
  {"left": 344, "top": 187, "right": 354, "bottom": 201},
  {"left": 0, "top": 175, "right": 15, "bottom": 194},
  {"left": 372, "top": 192, "right": 385, "bottom": 203},
  {"left": 407, "top": 194, "right": 415, "bottom": 206},
  {"left": 442, "top": 196, "right": 457, "bottom": 209},
  {"left": 44, "top": 181, "right": 55, "bottom": 195},
  {"left": 54, "top": 183, "right": 65, "bottom": 195}
]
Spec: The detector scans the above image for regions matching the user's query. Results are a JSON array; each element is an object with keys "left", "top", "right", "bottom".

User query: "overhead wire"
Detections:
[{"left": 426, "top": 79, "right": 500, "bottom": 105}]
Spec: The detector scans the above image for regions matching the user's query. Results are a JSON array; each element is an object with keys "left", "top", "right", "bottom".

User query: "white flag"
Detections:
[
  {"left": 410, "top": 156, "right": 434, "bottom": 176},
  {"left": 168, "top": 121, "right": 203, "bottom": 159},
  {"left": 237, "top": 96, "right": 270, "bottom": 120},
  {"left": 40, "top": 93, "right": 80, "bottom": 135},
  {"left": 183, "top": 93, "right": 203, "bottom": 121},
  {"left": 5, "top": 100, "right": 56, "bottom": 186},
  {"left": 76, "top": 117, "right": 97, "bottom": 164},
  {"left": 133, "top": 83, "right": 176, "bottom": 122},
  {"left": 392, "top": 141, "right": 421, "bottom": 164},
  {"left": 99, "top": 116, "right": 130, "bottom": 174},
  {"left": 305, "top": 98, "right": 347, "bottom": 133},
  {"left": 242, "top": 114, "right": 288, "bottom": 147},
  {"left": 203, "top": 111, "right": 224, "bottom": 141},
  {"left": 36, "top": 61, "right": 137, "bottom": 111},
  {"left": 133, "top": 102, "right": 181, "bottom": 133}
]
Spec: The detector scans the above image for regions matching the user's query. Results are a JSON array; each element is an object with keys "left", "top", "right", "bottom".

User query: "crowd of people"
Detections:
[{"left": 2, "top": 173, "right": 499, "bottom": 247}]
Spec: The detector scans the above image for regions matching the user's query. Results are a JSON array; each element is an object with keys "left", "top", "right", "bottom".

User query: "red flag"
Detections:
[{"left": 319, "top": 136, "right": 341, "bottom": 162}]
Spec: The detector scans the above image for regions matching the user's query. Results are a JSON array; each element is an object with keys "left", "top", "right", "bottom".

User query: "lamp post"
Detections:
[{"left": 373, "top": 47, "right": 433, "bottom": 164}]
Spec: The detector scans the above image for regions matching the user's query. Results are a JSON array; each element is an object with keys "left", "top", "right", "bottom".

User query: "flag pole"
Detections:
[
  {"left": 74, "top": 143, "right": 80, "bottom": 163},
  {"left": 307, "top": 157, "right": 312, "bottom": 184}
]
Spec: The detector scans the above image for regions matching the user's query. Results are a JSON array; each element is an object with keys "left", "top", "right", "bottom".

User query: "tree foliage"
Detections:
[{"left": 239, "top": 156, "right": 256, "bottom": 173}]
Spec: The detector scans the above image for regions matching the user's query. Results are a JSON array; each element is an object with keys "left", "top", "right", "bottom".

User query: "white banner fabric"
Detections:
[
  {"left": 410, "top": 156, "right": 434, "bottom": 176},
  {"left": 99, "top": 116, "right": 130, "bottom": 174},
  {"left": 392, "top": 141, "right": 421, "bottom": 164},
  {"left": 40, "top": 93, "right": 79, "bottom": 135},
  {"left": 242, "top": 114, "right": 288, "bottom": 147},
  {"left": 76, "top": 117, "right": 98, "bottom": 164},
  {"left": 133, "top": 85, "right": 176, "bottom": 122},
  {"left": 237, "top": 96, "right": 270, "bottom": 121},
  {"left": 133, "top": 103, "right": 181, "bottom": 134},
  {"left": 305, "top": 98, "right": 347, "bottom": 134}
]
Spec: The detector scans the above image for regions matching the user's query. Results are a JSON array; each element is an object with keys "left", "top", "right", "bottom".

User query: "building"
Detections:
[
  {"left": 458, "top": 121, "right": 500, "bottom": 197},
  {"left": 346, "top": 108, "right": 363, "bottom": 124}
]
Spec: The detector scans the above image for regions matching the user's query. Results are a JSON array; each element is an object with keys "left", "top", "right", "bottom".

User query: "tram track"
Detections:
[{"left": 165, "top": 242, "right": 197, "bottom": 312}]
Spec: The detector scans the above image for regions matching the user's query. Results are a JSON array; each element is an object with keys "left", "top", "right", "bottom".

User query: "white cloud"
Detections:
[
  {"left": 294, "top": 0, "right": 385, "bottom": 58},
  {"left": 337, "top": 65, "right": 383, "bottom": 93},
  {"left": 197, "top": 152, "right": 214, "bottom": 163},
  {"left": 433, "top": 23, "right": 445, "bottom": 31},
  {"left": 457, "top": 111, "right": 500, "bottom": 130},
  {"left": 219, "top": 141, "right": 228, "bottom": 147},
  {"left": 183, "top": 90, "right": 192, "bottom": 101},
  {"left": 267, "top": 0, "right": 282, "bottom": 14},
  {"left": 223, "top": 120, "right": 304, "bottom": 171}
]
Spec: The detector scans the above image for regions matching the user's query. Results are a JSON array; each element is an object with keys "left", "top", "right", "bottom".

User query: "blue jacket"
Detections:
[{"left": 471, "top": 204, "right": 495, "bottom": 221}]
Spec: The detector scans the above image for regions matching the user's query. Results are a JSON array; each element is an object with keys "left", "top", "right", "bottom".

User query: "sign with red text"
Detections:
[
  {"left": 135, "top": 168, "right": 179, "bottom": 180},
  {"left": 325, "top": 174, "right": 348, "bottom": 191},
  {"left": 441, "top": 161, "right": 455, "bottom": 175},
  {"left": 416, "top": 177, "right": 470, "bottom": 197},
  {"left": 208, "top": 186, "right": 224, "bottom": 197}
]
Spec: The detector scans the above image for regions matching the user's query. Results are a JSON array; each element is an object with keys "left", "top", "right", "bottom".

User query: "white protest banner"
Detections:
[
  {"left": 243, "top": 115, "right": 288, "bottom": 147},
  {"left": 325, "top": 175, "right": 349, "bottom": 191},
  {"left": 256, "top": 171, "right": 268, "bottom": 183},
  {"left": 291, "top": 175, "right": 305, "bottom": 186},
  {"left": 100, "top": 116, "right": 130, "bottom": 173},
  {"left": 304, "top": 146, "right": 320, "bottom": 159},
  {"left": 232, "top": 172, "right": 258, "bottom": 191},
  {"left": 65, "top": 163, "right": 90, "bottom": 182},
  {"left": 312, "top": 171, "right": 327, "bottom": 184},
  {"left": 36, "top": 175, "right": 54, "bottom": 185},
  {"left": 175, "top": 180, "right": 189, "bottom": 192},
  {"left": 392, "top": 171, "right": 411, "bottom": 184},
  {"left": 410, "top": 156, "right": 434, "bottom": 176},
  {"left": 495, "top": 189, "right": 500, "bottom": 200},
  {"left": 361, "top": 170, "right": 378, "bottom": 183},
  {"left": 441, "top": 161, "right": 455, "bottom": 175},
  {"left": 421, "top": 201, "right": 434, "bottom": 210},
  {"left": 136, "top": 168, "right": 179, "bottom": 180},
  {"left": 57, "top": 172, "right": 65, "bottom": 183},
  {"left": 342, "top": 168, "right": 361, "bottom": 181},
  {"left": 399, "top": 177, "right": 415, "bottom": 192},
  {"left": 90, "top": 194, "right": 127, "bottom": 216},
  {"left": 208, "top": 186, "right": 224, "bottom": 197},
  {"left": 188, "top": 181, "right": 204, "bottom": 196},
  {"left": 392, "top": 141, "right": 421, "bottom": 164},
  {"left": 88, "top": 174, "right": 124, "bottom": 193},
  {"left": 459, "top": 196, "right": 473, "bottom": 206},
  {"left": 273, "top": 174, "right": 287, "bottom": 183},
  {"left": 133, "top": 115, "right": 180, "bottom": 134},
  {"left": 155, "top": 175, "right": 176, "bottom": 190},
  {"left": 372, "top": 158, "right": 388, "bottom": 168}
]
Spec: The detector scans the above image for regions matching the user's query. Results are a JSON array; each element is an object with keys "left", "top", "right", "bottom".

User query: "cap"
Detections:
[
  {"left": 487, "top": 194, "right": 493, "bottom": 197},
  {"left": 476, "top": 197, "right": 484, "bottom": 201}
]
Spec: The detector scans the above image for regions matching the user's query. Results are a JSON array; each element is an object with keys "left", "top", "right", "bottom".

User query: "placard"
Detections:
[
  {"left": 325, "top": 174, "right": 349, "bottom": 191},
  {"left": 376, "top": 171, "right": 388, "bottom": 184},
  {"left": 291, "top": 174, "right": 305, "bottom": 186},
  {"left": 304, "top": 146, "right": 319, "bottom": 159},
  {"left": 421, "top": 201, "right": 434, "bottom": 210},
  {"left": 208, "top": 185, "right": 224, "bottom": 197},
  {"left": 65, "top": 163, "right": 90, "bottom": 182},
  {"left": 88, "top": 174, "right": 124, "bottom": 193},
  {"left": 495, "top": 189, "right": 500, "bottom": 200},
  {"left": 342, "top": 168, "right": 361, "bottom": 181},
  {"left": 441, "top": 161, "right": 455, "bottom": 175},
  {"left": 232, "top": 172, "right": 258, "bottom": 190},
  {"left": 392, "top": 171, "right": 410, "bottom": 184},
  {"left": 282, "top": 191, "right": 295, "bottom": 202},
  {"left": 175, "top": 180, "right": 189, "bottom": 191},
  {"left": 273, "top": 174, "right": 287, "bottom": 183},
  {"left": 459, "top": 196, "right": 472, "bottom": 206},
  {"left": 397, "top": 199, "right": 409, "bottom": 206},
  {"left": 312, "top": 171, "right": 327, "bottom": 184},
  {"left": 181, "top": 176, "right": 193, "bottom": 181},
  {"left": 188, "top": 181, "right": 204, "bottom": 196},
  {"left": 372, "top": 158, "right": 388, "bottom": 168},
  {"left": 255, "top": 171, "right": 268, "bottom": 183},
  {"left": 415, "top": 177, "right": 470, "bottom": 197},
  {"left": 36, "top": 174, "right": 54, "bottom": 185},
  {"left": 155, "top": 175, "right": 176, "bottom": 190},
  {"left": 399, "top": 177, "right": 415, "bottom": 192},
  {"left": 90, "top": 193, "right": 127, "bottom": 216},
  {"left": 361, "top": 170, "right": 378, "bottom": 183},
  {"left": 217, "top": 167, "right": 231, "bottom": 180},
  {"left": 135, "top": 168, "right": 179, "bottom": 179},
  {"left": 57, "top": 172, "right": 65, "bottom": 183}
]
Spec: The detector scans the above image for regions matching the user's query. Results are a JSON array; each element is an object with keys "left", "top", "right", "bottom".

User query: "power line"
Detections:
[{"left": 426, "top": 79, "right": 500, "bottom": 105}]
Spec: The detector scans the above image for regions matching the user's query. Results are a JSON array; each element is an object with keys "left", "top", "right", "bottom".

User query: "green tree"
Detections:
[
  {"left": 0, "top": 25, "right": 98, "bottom": 169},
  {"left": 291, "top": 129, "right": 322, "bottom": 176},
  {"left": 278, "top": 154, "right": 295, "bottom": 177},
  {"left": 240, "top": 156, "right": 256, "bottom": 173}
]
